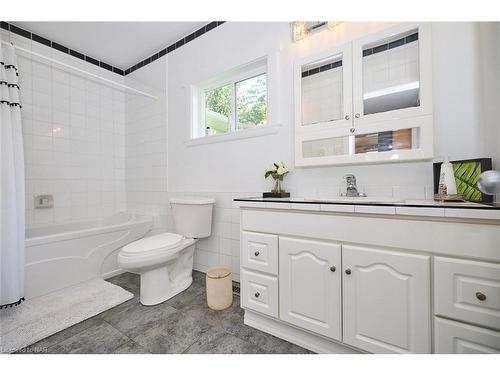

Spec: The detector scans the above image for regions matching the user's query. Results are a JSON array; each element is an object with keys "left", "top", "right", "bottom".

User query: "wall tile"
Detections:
[{"left": 19, "top": 41, "right": 127, "bottom": 228}]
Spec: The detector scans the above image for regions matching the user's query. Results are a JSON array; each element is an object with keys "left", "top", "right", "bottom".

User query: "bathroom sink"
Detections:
[{"left": 305, "top": 196, "right": 404, "bottom": 204}]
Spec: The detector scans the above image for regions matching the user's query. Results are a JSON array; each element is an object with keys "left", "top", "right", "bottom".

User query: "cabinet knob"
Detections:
[
  {"left": 254, "top": 251, "right": 260, "bottom": 256},
  {"left": 254, "top": 292, "right": 260, "bottom": 298},
  {"left": 345, "top": 115, "right": 350, "bottom": 120},
  {"left": 476, "top": 292, "right": 486, "bottom": 301},
  {"left": 350, "top": 128, "right": 355, "bottom": 133},
  {"left": 330, "top": 266, "right": 336, "bottom": 272},
  {"left": 355, "top": 113, "right": 360, "bottom": 118},
  {"left": 345, "top": 269, "right": 351, "bottom": 275}
]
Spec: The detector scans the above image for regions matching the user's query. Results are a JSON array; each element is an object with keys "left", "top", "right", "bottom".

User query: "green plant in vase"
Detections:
[{"left": 265, "top": 161, "right": 290, "bottom": 196}]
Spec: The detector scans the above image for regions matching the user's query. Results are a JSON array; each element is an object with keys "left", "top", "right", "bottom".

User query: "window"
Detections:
[
  {"left": 235, "top": 73, "right": 267, "bottom": 130},
  {"left": 205, "top": 84, "right": 232, "bottom": 135},
  {"left": 191, "top": 60, "right": 268, "bottom": 139}
]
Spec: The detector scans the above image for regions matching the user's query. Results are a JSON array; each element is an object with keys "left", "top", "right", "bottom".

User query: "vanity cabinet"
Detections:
[
  {"left": 295, "top": 22, "right": 433, "bottom": 167},
  {"left": 342, "top": 245, "right": 431, "bottom": 353},
  {"left": 279, "top": 237, "right": 342, "bottom": 340},
  {"left": 238, "top": 203, "right": 500, "bottom": 354}
]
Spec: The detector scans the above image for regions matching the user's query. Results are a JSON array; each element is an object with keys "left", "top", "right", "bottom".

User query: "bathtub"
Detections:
[{"left": 25, "top": 212, "right": 152, "bottom": 299}]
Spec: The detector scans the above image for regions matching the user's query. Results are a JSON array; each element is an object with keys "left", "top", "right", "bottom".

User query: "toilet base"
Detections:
[
  {"left": 139, "top": 244, "right": 196, "bottom": 306},
  {"left": 140, "top": 271, "right": 193, "bottom": 306}
]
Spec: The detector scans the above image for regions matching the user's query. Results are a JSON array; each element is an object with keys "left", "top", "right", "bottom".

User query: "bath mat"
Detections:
[{"left": 0, "top": 278, "right": 133, "bottom": 353}]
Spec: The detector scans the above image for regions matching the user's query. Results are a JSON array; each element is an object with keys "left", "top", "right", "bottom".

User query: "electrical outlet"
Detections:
[{"left": 34, "top": 194, "right": 54, "bottom": 209}]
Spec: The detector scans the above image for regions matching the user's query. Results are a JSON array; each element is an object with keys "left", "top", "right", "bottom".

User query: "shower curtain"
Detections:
[{"left": 0, "top": 43, "right": 25, "bottom": 309}]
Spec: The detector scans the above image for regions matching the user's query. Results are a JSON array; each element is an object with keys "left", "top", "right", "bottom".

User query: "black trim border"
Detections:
[
  {"left": 1, "top": 21, "right": 225, "bottom": 76},
  {"left": 302, "top": 60, "right": 343, "bottom": 78},
  {"left": 363, "top": 32, "right": 419, "bottom": 57}
]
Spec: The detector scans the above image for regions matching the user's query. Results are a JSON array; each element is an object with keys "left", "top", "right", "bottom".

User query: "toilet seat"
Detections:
[{"left": 121, "top": 232, "right": 184, "bottom": 257}]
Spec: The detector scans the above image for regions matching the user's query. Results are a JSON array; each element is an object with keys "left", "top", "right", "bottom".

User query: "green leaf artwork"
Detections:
[{"left": 453, "top": 161, "right": 483, "bottom": 201}]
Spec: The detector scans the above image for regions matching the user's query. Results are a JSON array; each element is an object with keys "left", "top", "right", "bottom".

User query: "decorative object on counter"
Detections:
[
  {"left": 477, "top": 170, "right": 500, "bottom": 195},
  {"left": 264, "top": 161, "right": 290, "bottom": 198},
  {"left": 433, "top": 158, "right": 493, "bottom": 203},
  {"left": 435, "top": 158, "right": 461, "bottom": 202}
]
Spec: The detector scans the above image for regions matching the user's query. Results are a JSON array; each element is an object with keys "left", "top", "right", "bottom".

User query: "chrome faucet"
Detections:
[{"left": 341, "top": 174, "right": 366, "bottom": 197}]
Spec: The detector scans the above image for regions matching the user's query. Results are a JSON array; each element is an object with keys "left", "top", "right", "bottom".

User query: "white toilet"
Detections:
[{"left": 117, "top": 197, "right": 215, "bottom": 306}]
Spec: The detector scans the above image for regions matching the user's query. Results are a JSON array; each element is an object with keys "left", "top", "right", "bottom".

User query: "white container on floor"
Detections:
[{"left": 206, "top": 267, "right": 233, "bottom": 310}]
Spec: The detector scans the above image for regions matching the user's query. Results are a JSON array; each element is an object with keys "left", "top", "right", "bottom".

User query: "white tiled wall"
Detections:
[
  {"left": 2, "top": 31, "right": 127, "bottom": 228},
  {"left": 124, "top": 57, "right": 169, "bottom": 234}
]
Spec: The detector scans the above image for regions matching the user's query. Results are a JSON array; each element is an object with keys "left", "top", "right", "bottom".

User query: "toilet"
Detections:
[{"left": 117, "top": 197, "right": 215, "bottom": 306}]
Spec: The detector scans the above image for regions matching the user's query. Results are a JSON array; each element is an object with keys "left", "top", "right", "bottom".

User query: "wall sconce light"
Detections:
[
  {"left": 292, "top": 21, "right": 308, "bottom": 43},
  {"left": 327, "top": 21, "right": 342, "bottom": 31},
  {"left": 291, "top": 21, "right": 344, "bottom": 42}
]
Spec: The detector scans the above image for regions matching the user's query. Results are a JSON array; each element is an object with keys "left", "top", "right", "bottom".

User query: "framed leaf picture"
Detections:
[{"left": 433, "top": 158, "right": 493, "bottom": 203}]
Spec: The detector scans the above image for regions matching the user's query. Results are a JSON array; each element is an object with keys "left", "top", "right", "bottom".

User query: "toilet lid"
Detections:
[{"left": 121, "top": 232, "right": 183, "bottom": 256}]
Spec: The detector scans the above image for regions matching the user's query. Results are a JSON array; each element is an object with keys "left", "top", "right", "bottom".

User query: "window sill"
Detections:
[{"left": 185, "top": 123, "right": 282, "bottom": 147}]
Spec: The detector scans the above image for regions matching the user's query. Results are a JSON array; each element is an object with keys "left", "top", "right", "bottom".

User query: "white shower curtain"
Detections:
[{"left": 0, "top": 43, "right": 25, "bottom": 309}]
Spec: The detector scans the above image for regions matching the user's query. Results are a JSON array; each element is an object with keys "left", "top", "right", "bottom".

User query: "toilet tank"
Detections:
[{"left": 170, "top": 197, "right": 215, "bottom": 238}]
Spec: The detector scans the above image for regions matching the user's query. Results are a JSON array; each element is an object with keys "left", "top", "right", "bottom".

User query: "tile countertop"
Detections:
[{"left": 233, "top": 197, "right": 500, "bottom": 221}]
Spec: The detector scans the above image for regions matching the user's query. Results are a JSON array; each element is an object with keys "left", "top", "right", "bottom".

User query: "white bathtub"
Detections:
[{"left": 25, "top": 212, "right": 152, "bottom": 299}]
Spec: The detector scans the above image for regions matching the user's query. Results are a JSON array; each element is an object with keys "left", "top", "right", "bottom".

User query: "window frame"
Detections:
[{"left": 192, "top": 61, "right": 268, "bottom": 139}]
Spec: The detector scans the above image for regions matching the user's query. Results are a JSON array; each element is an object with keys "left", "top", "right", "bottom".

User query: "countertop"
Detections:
[{"left": 233, "top": 197, "right": 500, "bottom": 220}]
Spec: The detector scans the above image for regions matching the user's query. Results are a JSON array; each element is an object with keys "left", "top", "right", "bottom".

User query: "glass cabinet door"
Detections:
[
  {"left": 362, "top": 30, "right": 420, "bottom": 115},
  {"left": 352, "top": 23, "right": 432, "bottom": 125},
  {"left": 295, "top": 44, "right": 352, "bottom": 133}
]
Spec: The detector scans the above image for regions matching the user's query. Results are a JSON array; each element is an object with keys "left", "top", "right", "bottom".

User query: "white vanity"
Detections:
[{"left": 236, "top": 198, "right": 500, "bottom": 354}]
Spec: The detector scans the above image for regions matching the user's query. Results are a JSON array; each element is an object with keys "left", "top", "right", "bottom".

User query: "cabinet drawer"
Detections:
[
  {"left": 435, "top": 257, "right": 500, "bottom": 331},
  {"left": 241, "top": 231, "right": 278, "bottom": 275},
  {"left": 240, "top": 269, "right": 278, "bottom": 319},
  {"left": 435, "top": 317, "right": 500, "bottom": 353}
]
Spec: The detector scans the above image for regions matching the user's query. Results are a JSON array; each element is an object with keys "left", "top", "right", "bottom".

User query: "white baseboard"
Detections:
[{"left": 244, "top": 309, "right": 362, "bottom": 354}]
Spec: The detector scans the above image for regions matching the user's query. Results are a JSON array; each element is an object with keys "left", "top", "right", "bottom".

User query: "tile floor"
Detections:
[{"left": 18, "top": 271, "right": 311, "bottom": 354}]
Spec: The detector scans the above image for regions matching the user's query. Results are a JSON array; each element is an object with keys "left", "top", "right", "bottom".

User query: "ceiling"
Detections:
[{"left": 13, "top": 22, "right": 207, "bottom": 69}]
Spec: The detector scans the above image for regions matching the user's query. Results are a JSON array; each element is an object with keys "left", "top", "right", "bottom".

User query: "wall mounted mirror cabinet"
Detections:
[{"left": 294, "top": 23, "right": 433, "bottom": 167}]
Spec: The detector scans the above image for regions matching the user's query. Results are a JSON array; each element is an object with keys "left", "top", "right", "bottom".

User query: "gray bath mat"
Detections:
[{"left": 0, "top": 278, "right": 133, "bottom": 353}]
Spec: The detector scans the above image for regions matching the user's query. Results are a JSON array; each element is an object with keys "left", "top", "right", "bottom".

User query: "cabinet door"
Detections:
[
  {"left": 350, "top": 22, "right": 433, "bottom": 164},
  {"left": 279, "top": 236, "right": 341, "bottom": 340},
  {"left": 352, "top": 22, "right": 432, "bottom": 126},
  {"left": 343, "top": 245, "right": 431, "bottom": 353},
  {"left": 294, "top": 43, "right": 353, "bottom": 168}
]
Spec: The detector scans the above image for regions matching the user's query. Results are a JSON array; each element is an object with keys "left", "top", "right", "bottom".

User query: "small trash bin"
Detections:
[{"left": 206, "top": 266, "right": 233, "bottom": 310}]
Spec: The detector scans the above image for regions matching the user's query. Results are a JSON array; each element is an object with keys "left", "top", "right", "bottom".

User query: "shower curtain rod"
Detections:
[{"left": 1, "top": 40, "right": 159, "bottom": 100}]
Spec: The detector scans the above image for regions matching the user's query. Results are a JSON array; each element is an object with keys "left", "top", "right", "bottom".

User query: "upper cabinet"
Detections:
[{"left": 295, "top": 23, "right": 433, "bottom": 167}]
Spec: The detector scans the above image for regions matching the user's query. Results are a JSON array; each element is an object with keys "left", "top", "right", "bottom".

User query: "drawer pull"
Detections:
[
  {"left": 345, "top": 269, "right": 351, "bottom": 275},
  {"left": 476, "top": 292, "right": 487, "bottom": 301},
  {"left": 254, "top": 292, "right": 260, "bottom": 298},
  {"left": 254, "top": 251, "right": 260, "bottom": 256},
  {"left": 330, "top": 266, "right": 336, "bottom": 272}
]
